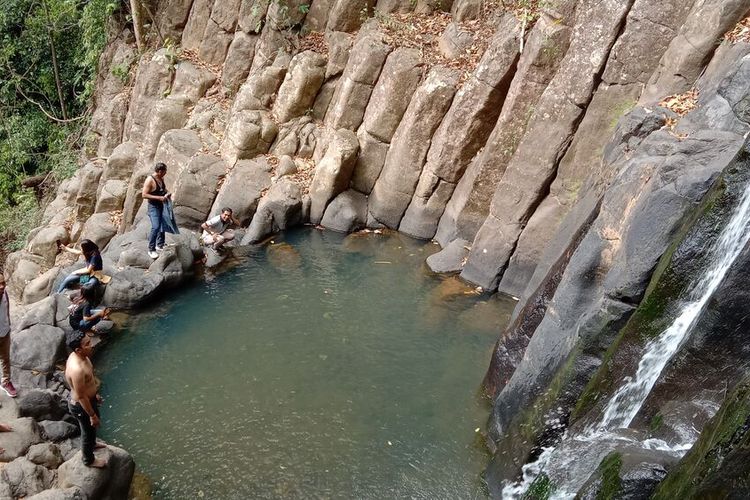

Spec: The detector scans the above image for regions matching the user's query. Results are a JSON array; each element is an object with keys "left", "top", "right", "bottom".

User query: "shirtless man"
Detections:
[{"left": 65, "top": 331, "right": 107, "bottom": 468}]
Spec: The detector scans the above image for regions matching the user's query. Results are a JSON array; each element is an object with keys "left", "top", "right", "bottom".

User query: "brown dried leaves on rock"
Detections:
[
  {"left": 299, "top": 31, "right": 328, "bottom": 56},
  {"left": 372, "top": 11, "right": 496, "bottom": 83},
  {"left": 659, "top": 89, "right": 699, "bottom": 117},
  {"left": 725, "top": 15, "right": 750, "bottom": 44},
  {"left": 288, "top": 158, "right": 316, "bottom": 194}
]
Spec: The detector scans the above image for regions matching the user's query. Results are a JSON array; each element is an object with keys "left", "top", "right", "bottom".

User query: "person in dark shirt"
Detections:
[
  {"left": 69, "top": 286, "right": 111, "bottom": 336},
  {"left": 57, "top": 239, "right": 104, "bottom": 293},
  {"left": 142, "top": 162, "right": 171, "bottom": 259}
]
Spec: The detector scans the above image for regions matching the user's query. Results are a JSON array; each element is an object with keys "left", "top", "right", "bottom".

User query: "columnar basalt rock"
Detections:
[
  {"left": 461, "top": 0, "right": 638, "bottom": 291},
  {"left": 640, "top": 0, "right": 750, "bottom": 105},
  {"left": 321, "top": 189, "right": 368, "bottom": 232},
  {"left": 368, "top": 66, "right": 460, "bottom": 227},
  {"left": 122, "top": 49, "right": 175, "bottom": 143},
  {"left": 434, "top": 12, "right": 573, "bottom": 248},
  {"left": 351, "top": 47, "right": 422, "bottom": 193},
  {"left": 238, "top": 0, "right": 270, "bottom": 34},
  {"left": 399, "top": 14, "right": 521, "bottom": 239},
  {"left": 198, "top": 0, "right": 242, "bottom": 66},
  {"left": 210, "top": 158, "right": 274, "bottom": 225},
  {"left": 309, "top": 129, "right": 360, "bottom": 223},
  {"left": 498, "top": 0, "right": 695, "bottom": 296},
  {"left": 181, "top": 0, "right": 214, "bottom": 51},
  {"left": 327, "top": 0, "right": 374, "bottom": 32},
  {"left": 273, "top": 51, "right": 327, "bottom": 123},
  {"left": 243, "top": 177, "right": 305, "bottom": 243},
  {"left": 221, "top": 110, "right": 279, "bottom": 164},
  {"left": 172, "top": 154, "right": 227, "bottom": 229},
  {"left": 324, "top": 27, "right": 392, "bottom": 131},
  {"left": 222, "top": 31, "right": 259, "bottom": 93},
  {"left": 155, "top": 0, "right": 194, "bottom": 42}
]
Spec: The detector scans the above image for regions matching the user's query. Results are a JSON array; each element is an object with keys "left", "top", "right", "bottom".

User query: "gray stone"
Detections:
[
  {"left": 438, "top": 22, "right": 474, "bottom": 59},
  {"left": 361, "top": 47, "right": 422, "bottom": 143},
  {"left": 210, "top": 158, "right": 273, "bottom": 225},
  {"left": 38, "top": 420, "right": 79, "bottom": 443},
  {"left": 308, "top": 129, "right": 360, "bottom": 223},
  {"left": 324, "top": 29, "right": 392, "bottom": 130},
  {"left": 238, "top": 0, "right": 269, "bottom": 33},
  {"left": 320, "top": 190, "right": 368, "bottom": 233},
  {"left": 123, "top": 50, "right": 175, "bottom": 142},
  {"left": 274, "top": 51, "right": 327, "bottom": 123},
  {"left": 25, "top": 488, "right": 85, "bottom": 500},
  {"left": 155, "top": 0, "right": 194, "bottom": 42},
  {"left": 398, "top": 14, "right": 520, "bottom": 239},
  {"left": 351, "top": 129, "right": 388, "bottom": 194},
  {"left": 28, "top": 226, "right": 68, "bottom": 268},
  {"left": 172, "top": 154, "right": 227, "bottom": 229},
  {"left": 4, "top": 251, "right": 45, "bottom": 300},
  {"left": 267, "top": 0, "right": 308, "bottom": 28},
  {"left": 74, "top": 162, "right": 104, "bottom": 222},
  {"left": 232, "top": 64, "right": 288, "bottom": 112},
  {"left": 16, "top": 296, "right": 58, "bottom": 331},
  {"left": 242, "top": 178, "right": 304, "bottom": 243},
  {"left": 368, "top": 66, "right": 459, "bottom": 228},
  {"left": 11, "top": 326, "right": 66, "bottom": 373},
  {"left": 22, "top": 268, "right": 59, "bottom": 306},
  {"left": 94, "top": 179, "right": 128, "bottom": 213},
  {"left": 1, "top": 456, "right": 55, "bottom": 498},
  {"left": 102, "top": 142, "right": 138, "bottom": 183},
  {"left": 222, "top": 31, "right": 259, "bottom": 93},
  {"left": 17, "top": 389, "right": 67, "bottom": 421},
  {"left": 0, "top": 418, "right": 42, "bottom": 462},
  {"left": 312, "top": 78, "right": 338, "bottom": 120},
  {"left": 172, "top": 61, "right": 218, "bottom": 106},
  {"left": 221, "top": 110, "right": 279, "bottom": 164},
  {"left": 57, "top": 445, "right": 135, "bottom": 500},
  {"left": 102, "top": 266, "right": 165, "bottom": 309},
  {"left": 81, "top": 212, "right": 118, "bottom": 250},
  {"left": 451, "top": 0, "right": 480, "bottom": 21},
  {"left": 277, "top": 156, "right": 298, "bottom": 177},
  {"left": 27, "top": 442, "right": 65, "bottom": 469},
  {"left": 326, "top": 31, "right": 354, "bottom": 79},
  {"left": 142, "top": 96, "right": 192, "bottom": 159},
  {"left": 641, "top": 0, "right": 750, "bottom": 104},
  {"left": 326, "top": 0, "right": 373, "bottom": 32},
  {"left": 426, "top": 238, "right": 470, "bottom": 273}
]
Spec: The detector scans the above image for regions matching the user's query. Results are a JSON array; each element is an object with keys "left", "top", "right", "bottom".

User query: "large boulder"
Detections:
[
  {"left": 273, "top": 51, "right": 327, "bottom": 123},
  {"left": 57, "top": 446, "right": 135, "bottom": 500},
  {"left": 326, "top": 31, "right": 354, "bottom": 79},
  {"left": 308, "top": 129, "right": 359, "bottom": 223},
  {"left": 80, "top": 212, "right": 118, "bottom": 250},
  {"left": 28, "top": 226, "right": 69, "bottom": 267},
  {"left": 17, "top": 389, "right": 68, "bottom": 421},
  {"left": 142, "top": 96, "right": 192, "bottom": 159},
  {"left": 222, "top": 31, "right": 258, "bottom": 93},
  {"left": 320, "top": 190, "right": 368, "bottom": 233},
  {"left": 26, "top": 442, "right": 65, "bottom": 469},
  {"left": 94, "top": 179, "right": 128, "bottom": 213},
  {"left": 242, "top": 178, "right": 304, "bottom": 244},
  {"left": 101, "top": 142, "right": 138, "bottom": 184},
  {"left": 4, "top": 251, "right": 45, "bottom": 300},
  {"left": 123, "top": 49, "right": 175, "bottom": 141},
  {"left": 220, "top": 110, "right": 279, "bottom": 164},
  {"left": 210, "top": 158, "right": 273, "bottom": 226},
  {"left": 0, "top": 417, "right": 42, "bottom": 461},
  {"left": 0, "top": 456, "right": 55, "bottom": 498},
  {"left": 171, "top": 61, "right": 217, "bottom": 105},
  {"left": 22, "top": 268, "right": 59, "bottom": 305},
  {"left": 172, "top": 154, "right": 227, "bottom": 229},
  {"left": 11, "top": 325, "right": 66, "bottom": 373}
]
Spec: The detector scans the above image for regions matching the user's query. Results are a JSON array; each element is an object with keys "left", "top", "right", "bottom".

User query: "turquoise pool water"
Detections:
[{"left": 96, "top": 228, "right": 515, "bottom": 499}]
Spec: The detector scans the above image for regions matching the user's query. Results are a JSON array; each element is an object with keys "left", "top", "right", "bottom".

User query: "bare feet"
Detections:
[
  {"left": 94, "top": 441, "right": 107, "bottom": 449},
  {"left": 87, "top": 456, "right": 108, "bottom": 468},
  {"left": 0, "top": 423, "right": 11, "bottom": 432}
]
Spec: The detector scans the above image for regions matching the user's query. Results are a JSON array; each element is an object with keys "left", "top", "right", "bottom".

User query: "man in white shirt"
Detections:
[
  {"left": 0, "top": 274, "right": 17, "bottom": 398},
  {"left": 201, "top": 207, "right": 240, "bottom": 250}
]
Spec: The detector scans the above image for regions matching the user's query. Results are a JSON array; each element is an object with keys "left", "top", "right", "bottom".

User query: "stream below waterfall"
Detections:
[{"left": 95, "top": 228, "right": 516, "bottom": 499}]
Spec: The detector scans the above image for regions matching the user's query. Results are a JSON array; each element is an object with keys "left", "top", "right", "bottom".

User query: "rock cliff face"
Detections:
[{"left": 4, "top": 0, "right": 750, "bottom": 497}]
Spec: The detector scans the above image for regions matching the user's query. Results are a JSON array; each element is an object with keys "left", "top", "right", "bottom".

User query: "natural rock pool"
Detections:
[{"left": 95, "top": 228, "right": 515, "bottom": 498}]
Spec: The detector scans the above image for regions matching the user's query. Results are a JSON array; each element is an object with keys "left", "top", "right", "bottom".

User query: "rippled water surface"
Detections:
[{"left": 97, "top": 228, "right": 515, "bottom": 499}]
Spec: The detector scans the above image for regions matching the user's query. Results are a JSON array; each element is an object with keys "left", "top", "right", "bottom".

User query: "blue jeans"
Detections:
[
  {"left": 148, "top": 202, "right": 165, "bottom": 251},
  {"left": 57, "top": 273, "right": 99, "bottom": 293}
]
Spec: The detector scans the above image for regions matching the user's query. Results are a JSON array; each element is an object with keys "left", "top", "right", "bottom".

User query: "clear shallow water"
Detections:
[{"left": 96, "top": 228, "right": 515, "bottom": 499}]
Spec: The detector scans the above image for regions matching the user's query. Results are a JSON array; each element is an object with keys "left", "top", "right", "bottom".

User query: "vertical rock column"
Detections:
[
  {"left": 434, "top": 11, "right": 573, "bottom": 247},
  {"left": 498, "top": 0, "right": 695, "bottom": 296},
  {"left": 397, "top": 14, "right": 521, "bottom": 239},
  {"left": 461, "top": 0, "right": 637, "bottom": 291},
  {"left": 368, "top": 66, "right": 460, "bottom": 228},
  {"left": 351, "top": 47, "right": 423, "bottom": 194}
]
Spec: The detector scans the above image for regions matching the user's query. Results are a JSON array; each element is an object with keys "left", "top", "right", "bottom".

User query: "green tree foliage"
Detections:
[{"left": 0, "top": 0, "right": 117, "bottom": 255}]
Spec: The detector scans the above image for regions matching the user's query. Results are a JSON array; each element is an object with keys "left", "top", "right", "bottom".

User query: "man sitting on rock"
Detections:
[
  {"left": 65, "top": 331, "right": 108, "bottom": 468},
  {"left": 201, "top": 207, "right": 240, "bottom": 251},
  {"left": 0, "top": 274, "right": 17, "bottom": 398}
]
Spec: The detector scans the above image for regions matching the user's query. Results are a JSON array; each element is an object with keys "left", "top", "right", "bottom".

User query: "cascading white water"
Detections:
[{"left": 503, "top": 181, "right": 750, "bottom": 499}]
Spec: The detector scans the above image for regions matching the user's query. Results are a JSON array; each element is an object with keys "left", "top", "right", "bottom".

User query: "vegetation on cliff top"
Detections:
[{"left": 0, "top": 0, "right": 117, "bottom": 260}]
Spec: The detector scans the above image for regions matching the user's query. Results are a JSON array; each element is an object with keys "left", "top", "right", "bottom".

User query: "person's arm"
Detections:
[
  {"left": 202, "top": 217, "right": 220, "bottom": 236},
  {"left": 69, "top": 368, "right": 100, "bottom": 427},
  {"left": 231, "top": 215, "right": 241, "bottom": 226},
  {"left": 83, "top": 305, "right": 109, "bottom": 322},
  {"left": 57, "top": 242, "right": 82, "bottom": 255}
]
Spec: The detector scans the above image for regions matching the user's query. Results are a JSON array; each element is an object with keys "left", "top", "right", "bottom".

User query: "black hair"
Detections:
[
  {"left": 79, "top": 239, "right": 99, "bottom": 259},
  {"left": 80, "top": 285, "right": 97, "bottom": 303},
  {"left": 66, "top": 330, "right": 85, "bottom": 351},
  {"left": 221, "top": 207, "right": 233, "bottom": 214},
  {"left": 154, "top": 162, "right": 167, "bottom": 172}
]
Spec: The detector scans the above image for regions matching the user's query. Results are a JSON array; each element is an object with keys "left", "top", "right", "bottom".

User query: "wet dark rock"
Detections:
[
  {"left": 38, "top": 420, "right": 79, "bottom": 442},
  {"left": 18, "top": 390, "right": 68, "bottom": 421},
  {"left": 57, "top": 445, "right": 135, "bottom": 500}
]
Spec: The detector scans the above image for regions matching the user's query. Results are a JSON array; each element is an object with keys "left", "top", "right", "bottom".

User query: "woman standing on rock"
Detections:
[
  {"left": 142, "top": 162, "right": 171, "bottom": 259},
  {"left": 56, "top": 239, "right": 106, "bottom": 293}
]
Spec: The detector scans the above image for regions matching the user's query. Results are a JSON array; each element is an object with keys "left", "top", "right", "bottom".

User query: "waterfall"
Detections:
[{"left": 502, "top": 181, "right": 750, "bottom": 499}]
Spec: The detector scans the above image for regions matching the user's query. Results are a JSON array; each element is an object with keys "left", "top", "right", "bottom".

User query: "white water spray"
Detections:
[{"left": 503, "top": 181, "right": 750, "bottom": 499}]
